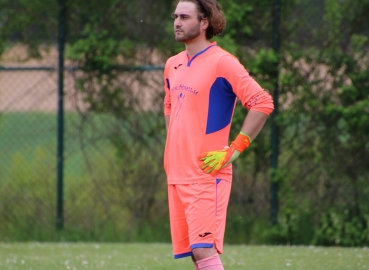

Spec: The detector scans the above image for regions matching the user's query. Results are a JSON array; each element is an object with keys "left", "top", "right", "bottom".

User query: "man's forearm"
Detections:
[
  {"left": 240, "top": 110, "right": 270, "bottom": 140},
  {"left": 198, "top": 110, "right": 270, "bottom": 175}
]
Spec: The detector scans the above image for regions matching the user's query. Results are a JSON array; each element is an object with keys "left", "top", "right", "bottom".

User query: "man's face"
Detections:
[{"left": 172, "top": 1, "right": 203, "bottom": 43}]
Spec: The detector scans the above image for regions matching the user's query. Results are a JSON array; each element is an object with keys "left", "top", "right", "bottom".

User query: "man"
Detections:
[{"left": 163, "top": 0, "right": 274, "bottom": 269}]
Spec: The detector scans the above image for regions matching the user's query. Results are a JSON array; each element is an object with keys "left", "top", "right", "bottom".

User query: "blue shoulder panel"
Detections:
[
  {"left": 166, "top": 78, "right": 170, "bottom": 90},
  {"left": 206, "top": 77, "right": 236, "bottom": 134}
]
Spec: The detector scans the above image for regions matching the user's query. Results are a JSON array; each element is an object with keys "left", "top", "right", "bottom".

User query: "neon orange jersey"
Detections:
[{"left": 163, "top": 43, "right": 274, "bottom": 184}]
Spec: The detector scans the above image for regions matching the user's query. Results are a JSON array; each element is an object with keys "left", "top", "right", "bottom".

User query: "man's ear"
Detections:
[{"left": 201, "top": 18, "right": 209, "bottom": 30}]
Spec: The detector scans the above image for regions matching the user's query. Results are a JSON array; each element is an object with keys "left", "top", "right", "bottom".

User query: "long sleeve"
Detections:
[{"left": 216, "top": 55, "right": 274, "bottom": 115}]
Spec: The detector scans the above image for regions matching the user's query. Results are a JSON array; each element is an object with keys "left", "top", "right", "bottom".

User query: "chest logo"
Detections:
[
  {"left": 174, "top": 64, "right": 183, "bottom": 70},
  {"left": 175, "top": 92, "right": 186, "bottom": 118}
]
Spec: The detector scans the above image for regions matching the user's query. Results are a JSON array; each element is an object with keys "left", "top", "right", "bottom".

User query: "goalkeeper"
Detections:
[{"left": 163, "top": 0, "right": 274, "bottom": 269}]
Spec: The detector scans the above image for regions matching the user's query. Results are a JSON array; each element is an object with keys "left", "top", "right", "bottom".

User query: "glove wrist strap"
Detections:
[{"left": 230, "top": 132, "right": 252, "bottom": 153}]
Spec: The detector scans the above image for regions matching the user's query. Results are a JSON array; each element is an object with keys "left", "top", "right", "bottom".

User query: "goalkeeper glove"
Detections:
[{"left": 198, "top": 132, "right": 252, "bottom": 176}]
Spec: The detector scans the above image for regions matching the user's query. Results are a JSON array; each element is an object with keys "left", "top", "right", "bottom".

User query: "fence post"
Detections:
[
  {"left": 57, "top": 0, "right": 66, "bottom": 230},
  {"left": 271, "top": 0, "right": 280, "bottom": 226}
]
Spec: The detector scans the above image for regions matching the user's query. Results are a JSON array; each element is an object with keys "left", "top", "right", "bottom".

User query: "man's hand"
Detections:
[
  {"left": 198, "top": 146, "right": 240, "bottom": 176},
  {"left": 198, "top": 132, "right": 252, "bottom": 176}
]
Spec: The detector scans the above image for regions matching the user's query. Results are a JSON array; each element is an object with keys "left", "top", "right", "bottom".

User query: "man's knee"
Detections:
[{"left": 192, "top": 247, "right": 217, "bottom": 261}]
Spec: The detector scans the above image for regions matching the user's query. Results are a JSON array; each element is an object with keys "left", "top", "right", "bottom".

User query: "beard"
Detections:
[{"left": 175, "top": 23, "right": 201, "bottom": 42}]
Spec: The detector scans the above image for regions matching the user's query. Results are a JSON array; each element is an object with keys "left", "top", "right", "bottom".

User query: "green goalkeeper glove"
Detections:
[{"left": 198, "top": 132, "right": 252, "bottom": 176}]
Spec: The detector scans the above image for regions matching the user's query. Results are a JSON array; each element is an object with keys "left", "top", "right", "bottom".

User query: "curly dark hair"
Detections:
[{"left": 175, "top": 0, "right": 226, "bottom": 40}]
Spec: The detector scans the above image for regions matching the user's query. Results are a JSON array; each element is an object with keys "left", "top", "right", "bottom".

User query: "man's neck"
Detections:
[{"left": 185, "top": 39, "right": 212, "bottom": 56}]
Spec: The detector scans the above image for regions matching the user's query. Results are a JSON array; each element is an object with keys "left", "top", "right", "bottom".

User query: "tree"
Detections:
[{"left": 1, "top": 0, "right": 368, "bottom": 245}]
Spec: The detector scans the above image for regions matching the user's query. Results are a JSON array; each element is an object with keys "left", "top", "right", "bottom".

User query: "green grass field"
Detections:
[
  {"left": 0, "top": 243, "right": 368, "bottom": 270},
  {"left": 0, "top": 112, "right": 116, "bottom": 180}
]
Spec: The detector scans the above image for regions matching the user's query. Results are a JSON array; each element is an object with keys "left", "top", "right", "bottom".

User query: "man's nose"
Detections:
[{"left": 174, "top": 18, "right": 181, "bottom": 27}]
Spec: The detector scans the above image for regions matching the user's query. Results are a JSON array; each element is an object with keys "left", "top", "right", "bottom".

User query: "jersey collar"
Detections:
[{"left": 187, "top": 42, "right": 217, "bottom": 67}]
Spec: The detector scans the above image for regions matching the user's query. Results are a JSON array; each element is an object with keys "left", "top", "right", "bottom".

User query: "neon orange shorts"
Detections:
[{"left": 168, "top": 179, "right": 232, "bottom": 259}]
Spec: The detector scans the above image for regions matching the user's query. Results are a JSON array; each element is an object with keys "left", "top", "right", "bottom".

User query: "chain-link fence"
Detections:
[
  {"left": 0, "top": 56, "right": 169, "bottom": 241},
  {"left": 0, "top": 0, "right": 368, "bottom": 245}
]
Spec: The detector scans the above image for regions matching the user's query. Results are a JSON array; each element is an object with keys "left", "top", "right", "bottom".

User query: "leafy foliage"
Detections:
[{"left": 1, "top": 0, "right": 368, "bottom": 245}]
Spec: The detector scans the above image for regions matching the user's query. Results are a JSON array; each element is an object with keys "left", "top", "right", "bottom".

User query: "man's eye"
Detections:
[{"left": 171, "top": 14, "right": 189, "bottom": 20}]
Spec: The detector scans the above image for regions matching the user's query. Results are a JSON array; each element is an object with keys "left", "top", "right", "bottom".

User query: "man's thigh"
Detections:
[
  {"left": 168, "top": 179, "right": 231, "bottom": 259},
  {"left": 168, "top": 184, "right": 191, "bottom": 259}
]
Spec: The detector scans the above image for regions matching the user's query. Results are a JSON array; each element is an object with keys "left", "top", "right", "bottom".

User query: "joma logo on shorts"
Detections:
[{"left": 199, "top": 232, "right": 212, "bottom": 238}]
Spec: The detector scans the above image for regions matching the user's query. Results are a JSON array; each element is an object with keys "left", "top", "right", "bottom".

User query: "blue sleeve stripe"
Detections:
[
  {"left": 166, "top": 78, "right": 170, "bottom": 90},
  {"left": 206, "top": 77, "right": 236, "bottom": 134}
]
